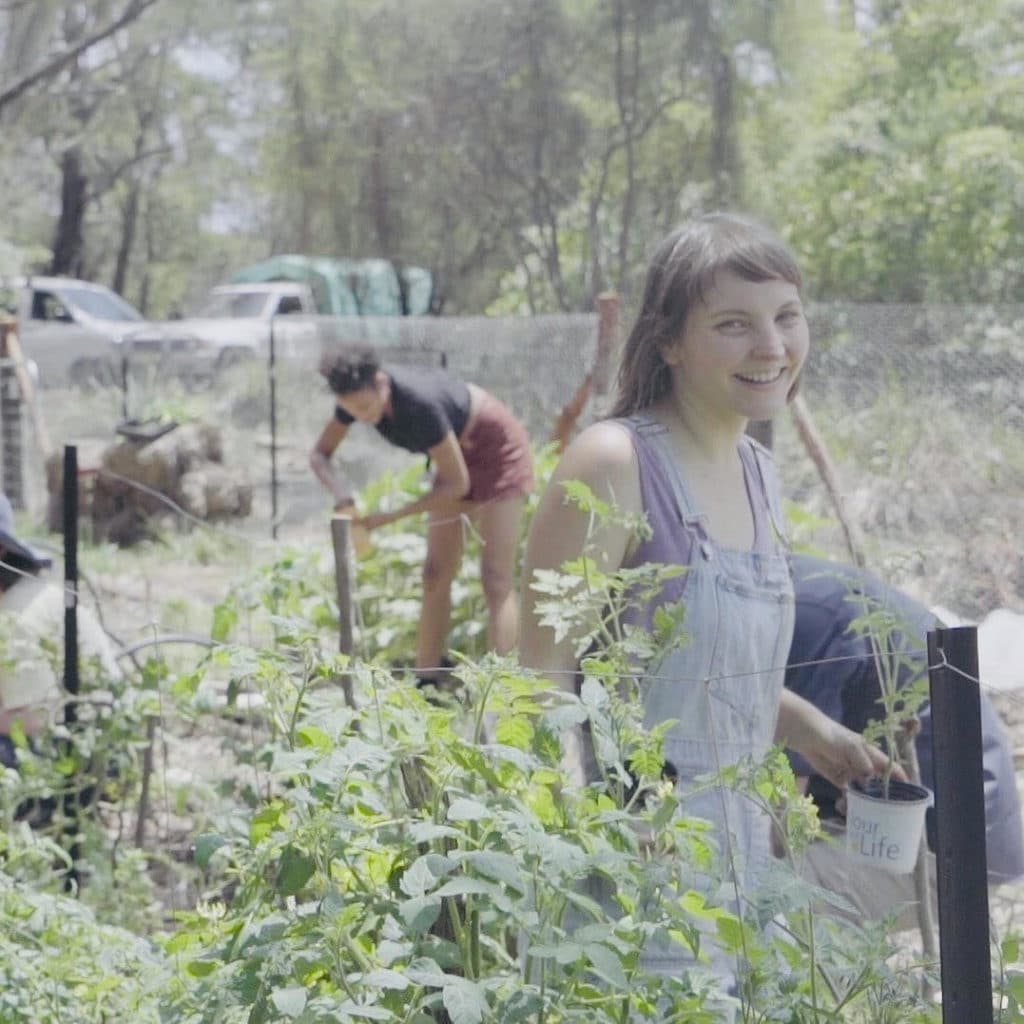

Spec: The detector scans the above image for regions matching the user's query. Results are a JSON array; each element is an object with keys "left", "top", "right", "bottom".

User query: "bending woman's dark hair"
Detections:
[{"left": 319, "top": 343, "right": 381, "bottom": 396}]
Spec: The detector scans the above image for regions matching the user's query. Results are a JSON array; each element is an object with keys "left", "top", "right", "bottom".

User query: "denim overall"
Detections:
[{"left": 621, "top": 415, "right": 795, "bottom": 991}]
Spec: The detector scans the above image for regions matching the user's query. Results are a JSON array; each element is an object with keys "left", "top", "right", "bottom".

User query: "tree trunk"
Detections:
[
  {"left": 50, "top": 146, "right": 88, "bottom": 276},
  {"left": 112, "top": 181, "right": 141, "bottom": 296},
  {"left": 369, "top": 117, "right": 398, "bottom": 258},
  {"left": 709, "top": 48, "right": 739, "bottom": 207}
]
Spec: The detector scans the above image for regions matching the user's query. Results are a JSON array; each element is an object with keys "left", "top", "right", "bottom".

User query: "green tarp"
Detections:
[{"left": 230, "top": 255, "right": 434, "bottom": 317}]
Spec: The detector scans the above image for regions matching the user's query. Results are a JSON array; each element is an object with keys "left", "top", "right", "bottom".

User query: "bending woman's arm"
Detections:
[
  {"left": 358, "top": 432, "right": 472, "bottom": 528},
  {"left": 309, "top": 417, "right": 354, "bottom": 509}
]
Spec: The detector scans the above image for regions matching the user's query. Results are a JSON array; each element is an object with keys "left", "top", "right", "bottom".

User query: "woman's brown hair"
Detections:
[{"left": 611, "top": 212, "right": 803, "bottom": 417}]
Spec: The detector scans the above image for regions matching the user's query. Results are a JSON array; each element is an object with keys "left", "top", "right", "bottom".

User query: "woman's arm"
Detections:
[
  {"left": 776, "top": 688, "right": 900, "bottom": 790},
  {"left": 309, "top": 417, "right": 353, "bottom": 509},
  {"left": 357, "top": 431, "right": 471, "bottom": 528},
  {"left": 519, "top": 423, "right": 640, "bottom": 786},
  {"left": 519, "top": 422, "right": 641, "bottom": 692}
]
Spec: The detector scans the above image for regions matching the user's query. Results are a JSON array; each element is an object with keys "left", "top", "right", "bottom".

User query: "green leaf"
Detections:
[
  {"left": 446, "top": 798, "right": 491, "bottom": 822},
  {"left": 495, "top": 715, "right": 535, "bottom": 750},
  {"left": 211, "top": 601, "right": 237, "bottom": 642},
  {"left": 433, "top": 877, "right": 509, "bottom": 910},
  {"left": 455, "top": 852, "right": 527, "bottom": 894},
  {"left": 193, "top": 832, "right": 228, "bottom": 869},
  {"left": 399, "top": 855, "right": 449, "bottom": 898},
  {"left": 405, "top": 961, "right": 451, "bottom": 988},
  {"left": 443, "top": 977, "right": 488, "bottom": 1024},
  {"left": 296, "top": 725, "right": 332, "bottom": 751},
  {"left": 275, "top": 846, "right": 316, "bottom": 896},
  {"left": 363, "top": 968, "right": 411, "bottom": 991},
  {"left": 715, "top": 912, "right": 750, "bottom": 954},
  {"left": 185, "top": 959, "right": 219, "bottom": 978},
  {"left": 336, "top": 1002, "right": 392, "bottom": 1020},
  {"left": 408, "top": 822, "right": 461, "bottom": 843},
  {"left": 250, "top": 802, "right": 286, "bottom": 845},
  {"left": 585, "top": 944, "right": 628, "bottom": 988},
  {"left": 270, "top": 986, "right": 307, "bottom": 1017},
  {"left": 399, "top": 896, "right": 442, "bottom": 932}
]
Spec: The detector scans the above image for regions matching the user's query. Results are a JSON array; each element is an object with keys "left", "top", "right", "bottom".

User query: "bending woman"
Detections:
[
  {"left": 520, "top": 213, "right": 893, "bottom": 983},
  {"left": 311, "top": 345, "right": 534, "bottom": 682}
]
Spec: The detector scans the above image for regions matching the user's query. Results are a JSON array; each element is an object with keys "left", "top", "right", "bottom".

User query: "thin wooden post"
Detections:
[
  {"left": 549, "top": 294, "right": 619, "bottom": 450},
  {"left": 330, "top": 514, "right": 356, "bottom": 709},
  {"left": 62, "top": 444, "right": 82, "bottom": 894},
  {"left": 927, "top": 625, "right": 992, "bottom": 1024},
  {"left": 551, "top": 372, "right": 593, "bottom": 454},
  {"left": 593, "top": 292, "right": 621, "bottom": 397},
  {"left": 789, "top": 394, "right": 867, "bottom": 568}
]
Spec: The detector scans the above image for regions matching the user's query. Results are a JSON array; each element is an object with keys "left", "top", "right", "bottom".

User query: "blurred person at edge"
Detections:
[
  {"left": 0, "top": 492, "right": 121, "bottom": 771},
  {"left": 310, "top": 345, "right": 534, "bottom": 686},
  {"left": 519, "top": 213, "right": 897, "bottom": 997},
  {"left": 784, "top": 553, "right": 1024, "bottom": 923}
]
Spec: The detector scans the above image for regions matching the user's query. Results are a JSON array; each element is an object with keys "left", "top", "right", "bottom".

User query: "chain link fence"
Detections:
[{"left": 3, "top": 303, "right": 1024, "bottom": 616}]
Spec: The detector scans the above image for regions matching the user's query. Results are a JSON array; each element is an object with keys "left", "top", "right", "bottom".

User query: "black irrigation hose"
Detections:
[{"left": 114, "top": 633, "right": 220, "bottom": 661}]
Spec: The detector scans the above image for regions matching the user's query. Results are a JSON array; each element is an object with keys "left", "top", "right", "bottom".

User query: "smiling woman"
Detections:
[{"left": 519, "top": 212, "right": 895, "bottom": 993}]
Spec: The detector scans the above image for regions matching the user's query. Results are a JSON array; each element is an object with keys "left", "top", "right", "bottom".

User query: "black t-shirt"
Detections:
[{"left": 334, "top": 364, "right": 471, "bottom": 454}]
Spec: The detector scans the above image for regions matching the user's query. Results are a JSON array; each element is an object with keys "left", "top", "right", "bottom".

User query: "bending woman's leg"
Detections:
[
  {"left": 475, "top": 495, "right": 527, "bottom": 654},
  {"left": 416, "top": 503, "right": 465, "bottom": 678}
]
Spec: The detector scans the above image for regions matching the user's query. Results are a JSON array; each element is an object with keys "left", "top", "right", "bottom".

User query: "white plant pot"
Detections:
[{"left": 844, "top": 778, "right": 933, "bottom": 875}]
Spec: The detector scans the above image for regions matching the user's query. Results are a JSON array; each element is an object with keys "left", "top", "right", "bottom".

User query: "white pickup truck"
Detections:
[{"left": 168, "top": 282, "right": 322, "bottom": 366}]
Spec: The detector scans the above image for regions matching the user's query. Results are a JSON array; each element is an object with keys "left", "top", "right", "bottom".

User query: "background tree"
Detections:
[{"left": 2, "top": 0, "right": 1022, "bottom": 314}]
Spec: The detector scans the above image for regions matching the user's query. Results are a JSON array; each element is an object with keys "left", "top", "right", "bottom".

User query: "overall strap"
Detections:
[
  {"left": 745, "top": 437, "right": 790, "bottom": 550},
  {"left": 625, "top": 414, "right": 712, "bottom": 545}
]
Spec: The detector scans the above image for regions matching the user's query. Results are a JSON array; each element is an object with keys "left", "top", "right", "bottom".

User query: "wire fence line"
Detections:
[
  {"left": 1, "top": 302, "right": 1022, "bottom": 628},
  {"left": 1, "top": 532, "right": 1010, "bottom": 715},
  {"left": 0, "top": 312, "right": 602, "bottom": 529},
  {"left": 3, "top": 302, "right": 1022, "bottom": 500}
]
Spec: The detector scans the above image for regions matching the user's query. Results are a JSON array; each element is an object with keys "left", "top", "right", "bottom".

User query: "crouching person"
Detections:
[
  {"left": 783, "top": 553, "right": 1024, "bottom": 925},
  {"left": 0, "top": 493, "right": 122, "bottom": 820}
]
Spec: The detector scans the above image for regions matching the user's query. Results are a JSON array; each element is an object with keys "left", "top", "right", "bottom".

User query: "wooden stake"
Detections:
[
  {"left": 788, "top": 394, "right": 866, "bottom": 567},
  {"left": 1, "top": 318, "right": 53, "bottom": 459},
  {"left": 330, "top": 514, "right": 356, "bottom": 710}
]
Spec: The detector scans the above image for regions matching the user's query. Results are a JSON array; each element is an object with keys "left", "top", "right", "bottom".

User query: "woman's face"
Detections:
[
  {"left": 335, "top": 370, "right": 390, "bottom": 424},
  {"left": 663, "top": 270, "right": 809, "bottom": 426}
]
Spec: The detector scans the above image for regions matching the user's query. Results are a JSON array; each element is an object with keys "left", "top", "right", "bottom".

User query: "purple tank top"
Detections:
[{"left": 618, "top": 418, "right": 777, "bottom": 615}]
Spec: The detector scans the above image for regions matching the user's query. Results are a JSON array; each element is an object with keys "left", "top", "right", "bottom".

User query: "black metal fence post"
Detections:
[
  {"left": 62, "top": 444, "right": 81, "bottom": 893},
  {"left": 927, "top": 625, "right": 992, "bottom": 1024}
]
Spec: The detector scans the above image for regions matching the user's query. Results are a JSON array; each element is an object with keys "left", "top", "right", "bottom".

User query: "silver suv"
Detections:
[{"left": 1, "top": 275, "right": 205, "bottom": 388}]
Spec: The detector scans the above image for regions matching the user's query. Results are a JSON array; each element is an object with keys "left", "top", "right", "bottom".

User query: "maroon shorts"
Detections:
[{"left": 460, "top": 392, "right": 534, "bottom": 503}]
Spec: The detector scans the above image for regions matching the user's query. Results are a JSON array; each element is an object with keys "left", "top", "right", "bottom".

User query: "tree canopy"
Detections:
[{"left": 0, "top": 0, "right": 1020, "bottom": 314}]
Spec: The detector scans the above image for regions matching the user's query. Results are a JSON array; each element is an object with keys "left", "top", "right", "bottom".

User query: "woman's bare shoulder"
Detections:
[
  {"left": 550, "top": 420, "right": 640, "bottom": 507},
  {"left": 558, "top": 419, "right": 636, "bottom": 472}
]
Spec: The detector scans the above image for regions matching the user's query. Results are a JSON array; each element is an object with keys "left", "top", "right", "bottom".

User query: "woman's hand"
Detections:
[
  {"left": 355, "top": 510, "right": 399, "bottom": 531},
  {"left": 802, "top": 718, "right": 906, "bottom": 792},
  {"left": 776, "top": 689, "right": 906, "bottom": 792}
]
